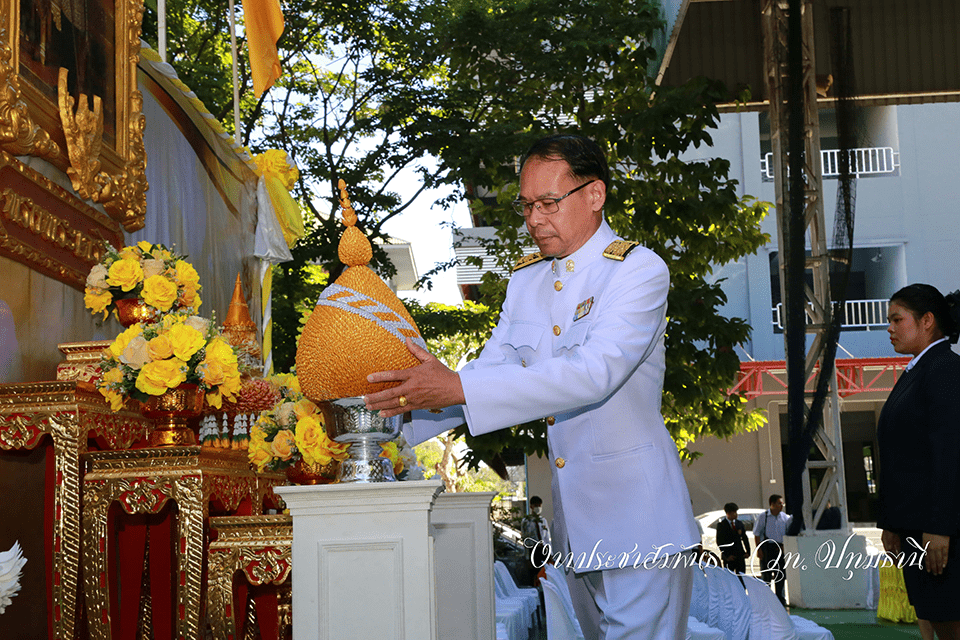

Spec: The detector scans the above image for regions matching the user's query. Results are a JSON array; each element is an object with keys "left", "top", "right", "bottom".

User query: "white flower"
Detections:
[
  {"left": 86, "top": 264, "right": 109, "bottom": 289},
  {"left": 185, "top": 315, "right": 211, "bottom": 334},
  {"left": 120, "top": 336, "right": 151, "bottom": 370},
  {"left": 276, "top": 402, "right": 296, "bottom": 427},
  {"left": 142, "top": 258, "right": 165, "bottom": 279},
  {"left": 0, "top": 541, "right": 26, "bottom": 615}
]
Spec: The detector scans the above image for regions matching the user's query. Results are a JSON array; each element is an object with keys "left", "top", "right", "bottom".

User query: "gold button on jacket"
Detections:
[
  {"left": 546, "top": 416, "right": 556, "bottom": 426},
  {"left": 553, "top": 325, "right": 561, "bottom": 336},
  {"left": 554, "top": 281, "right": 563, "bottom": 291},
  {"left": 555, "top": 457, "right": 565, "bottom": 468}
]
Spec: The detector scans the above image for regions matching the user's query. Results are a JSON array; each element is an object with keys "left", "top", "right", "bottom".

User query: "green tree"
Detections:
[{"left": 423, "top": 0, "right": 771, "bottom": 464}]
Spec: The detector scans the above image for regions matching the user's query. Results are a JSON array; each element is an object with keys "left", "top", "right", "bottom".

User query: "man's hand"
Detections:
[
  {"left": 921, "top": 532, "right": 950, "bottom": 575},
  {"left": 364, "top": 338, "right": 466, "bottom": 418},
  {"left": 881, "top": 529, "right": 902, "bottom": 561}
]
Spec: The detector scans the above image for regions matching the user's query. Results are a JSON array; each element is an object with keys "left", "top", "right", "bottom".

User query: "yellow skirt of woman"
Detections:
[{"left": 876, "top": 565, "right": 917, "bottom": 623}]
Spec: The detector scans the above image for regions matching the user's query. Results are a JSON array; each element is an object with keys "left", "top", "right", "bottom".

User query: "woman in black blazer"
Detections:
[{"left": 878, "top": 284, "right": 960, "bottom": 640}]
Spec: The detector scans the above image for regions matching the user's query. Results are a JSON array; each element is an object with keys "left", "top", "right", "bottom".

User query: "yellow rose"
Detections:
[
  {"left": 106, "top": 258, "right": 144, "bottom": 292},
  {"left": 203, "top": 337, "right": 237, "bottom": 366},
  {"left": 293, "top": 399, "right": 319, "bottom": 421},
  {"left": 174, "top": 260, "right": 201, "bottom": 290},
  {"left": 220, "top": 369, "right": 242, "bottom": 401},
  {"left": 147, "top": 334, "right": 174, "bottom": 360},
  {"left": 206, "top": 389, "right": 224, "bottom": 410},
  {"left": 379, "top": 441, "right": 404, "bottom": 476},
  {"left": 84, "top": 287, "right": 112, "bottom": 318},
  {"left": 99, "top": 388, "right": 124, "bottom": 412},
  {"left": 136, "top": 241, "right": 154, "bottom": 253},
  {"left": 135, "top": 359, "right": 187, "bottom": 396},
  {"left": 270, "top": 429, "right": 296, "bottom": 461},
  {"left": 119, "top": 246, "right": 142, "bottom": 261},
  {"left": 295, "top": 415, "right": 324, "bottom": 458},
  {"left": 120, "top": 335, "right": 151, "bottom": 370},
  {"left": 249, "top": 442, "right": 273, "bottom": 471},
  {"left": 101, "top": 367, "right": 124, "bottom": 388},
  {"left": 269, "top": 373, "right": 300, "bottom": 394},
  {"left": 198, "top": 360, "right": 228, "bottom": 386},
  {"left": 141, "top": 275, "right": 179, "bottom": 312},
  {"left": 165, "top": 323, "right": 206, "bottom": 360},
  {"left": 108, "top": 324, "right": 144, "bottom": 359},
  {"left": 179, "top": 287, "right": 202, "bottom": 311}
]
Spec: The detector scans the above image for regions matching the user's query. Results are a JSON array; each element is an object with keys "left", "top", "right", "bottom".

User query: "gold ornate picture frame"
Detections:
[{"left": 1, "top": 0, "right": 147, "bottom": 231}]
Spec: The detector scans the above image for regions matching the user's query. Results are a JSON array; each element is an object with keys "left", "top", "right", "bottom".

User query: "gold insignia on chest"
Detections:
[
  {"left": 602, "top": 240, "right": 640, "bottom": 261},
  {"left": 566, "top": 260, "right": 575, "bottom": 272},
  {"left": 513, "top": 252, "right": 546, "bottom": 271},
  {"left": 574, "top": 296, "right": 594, "bottom": 321}
]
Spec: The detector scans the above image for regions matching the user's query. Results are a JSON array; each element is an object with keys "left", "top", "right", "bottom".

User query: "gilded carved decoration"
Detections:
[
  {"left": 81, "top": 447, "right": 276, "bottom": 640},
  {"left": 207, "top": 516, "right": 293, "bottom": 640},
  {"left": 0, "top": 153, "right": 124, "bottom": 291},
  {"left": 0, "top": 381, "right": 151, "bottom": 640},
  {"left": 58, "top": 67, "right": 102, "bottom": 201},
  {"left": 2, "top": 0, "right": 148, "bottom": 232},
  {"left": 0, "top": 28, "right": 60, "bottom": 160}
]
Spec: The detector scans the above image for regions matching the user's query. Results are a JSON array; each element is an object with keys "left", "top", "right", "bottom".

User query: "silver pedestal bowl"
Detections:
[{"left": 328, "top": 397, "right": 402, "bottom": 482}]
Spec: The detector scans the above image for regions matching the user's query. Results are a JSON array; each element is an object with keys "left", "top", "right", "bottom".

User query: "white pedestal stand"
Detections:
[
  {"left": 430, "top": 491, "right": 497, "bottom": 640},
  {"left": 784, "top": 531, "right": 872, "bottom": 608},
  {"left": 275, "top": 479, "right": 444, "bottom": 640}
]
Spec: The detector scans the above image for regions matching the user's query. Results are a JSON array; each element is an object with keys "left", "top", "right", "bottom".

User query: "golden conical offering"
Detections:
[
  {"left": 295, "top": 180, "right": 425, "bottom": 401},
  {"left": 221, "top": 273, "right": 262, "bottom": 367}
]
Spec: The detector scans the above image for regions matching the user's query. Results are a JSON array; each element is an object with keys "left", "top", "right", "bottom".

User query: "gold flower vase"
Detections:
[
  {"left": 285, "top": 458, "right": 340, "bottom": 485},
  {"left": 115, "top": 297, "right": 159, "bottom": 327},
  {"left": 141, "top": 384, "right": 205, "bottom": 447}
]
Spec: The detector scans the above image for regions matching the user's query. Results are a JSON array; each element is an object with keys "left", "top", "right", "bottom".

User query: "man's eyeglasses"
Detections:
[{"left": 511, "top": 180, "right": 597, "bottom": 217}]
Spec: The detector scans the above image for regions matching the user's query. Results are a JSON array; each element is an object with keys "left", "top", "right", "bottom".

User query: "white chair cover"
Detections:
[
  {"left": 686, "top": 616, "right": 726, "bottom": 640},
  {"left": 743, "top": 575, "right": 798, "bottom": 640},
  {"left": 542, "top": 574, "right": 585, "bottom": 640},
  {"left": 494, "top": 560, "right": 540, "bottom": 623},
  {"left": 689, "top": 566, "right": 710, "bottom": 623},
  {"left": 790, "top": 616, "right": 835, "bottom": 640},
  {"left": 496, "top": 596, "right": 528, "bottom": 640},
  {"left": 543, "top": 563, "right": 581, "bottom": 630},
  {"left": 703, "top": 566, "right": 751, "bottom": 640}
]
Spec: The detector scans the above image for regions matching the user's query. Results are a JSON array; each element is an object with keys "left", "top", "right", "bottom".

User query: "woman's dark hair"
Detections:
[
  {"left": 889, "top": 283, "right": 960, "bottom": 344},
  {"left": 519, "top": 134, "right": 610, "bottom": 191}
]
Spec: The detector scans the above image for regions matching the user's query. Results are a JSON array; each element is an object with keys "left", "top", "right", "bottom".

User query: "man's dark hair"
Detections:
[
  {"left": 890, "top": 283, "right": 960, "bottom": 344},
  {"left": 529, "top": 495, "right": 543, "bottom": 507},
  {"left": 520, "top": 134, "right": 611, "bottom": 191},
  {"left": 768, "top": 494, "right": 783, "bottom": 506},
  {"left": 724, "top": 502, "right": 738, "bottom": 514}
]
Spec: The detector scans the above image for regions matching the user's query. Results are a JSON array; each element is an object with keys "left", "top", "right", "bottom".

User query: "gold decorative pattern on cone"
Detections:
[{"left": 296, "top": 180, "right": 424, "bottom": 401}]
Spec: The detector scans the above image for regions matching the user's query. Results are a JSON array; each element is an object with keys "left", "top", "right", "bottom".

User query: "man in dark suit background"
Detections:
[{"left": 716, "top": 502, "right": 751, "bottom": 574}]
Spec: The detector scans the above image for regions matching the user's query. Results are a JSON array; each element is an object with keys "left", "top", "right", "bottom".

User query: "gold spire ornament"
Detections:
[
  {"left": 221, "top": 274, "right": 262, "bottom": 374},
  {"left": 295, "top": 180, "right": 425, "bottom": 401}
]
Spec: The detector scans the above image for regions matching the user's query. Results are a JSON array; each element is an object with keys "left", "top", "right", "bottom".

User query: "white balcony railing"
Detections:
[
  {"left": 771, "top": 298, "right": 890, "bottom": 330},
  {"left": 761, "top": 147, "right": 900, "bottom": 180}
]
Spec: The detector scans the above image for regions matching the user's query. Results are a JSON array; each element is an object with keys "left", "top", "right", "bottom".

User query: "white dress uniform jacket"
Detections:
[{"left": 405, "top": 220, "right": 700, "bottom": 572}]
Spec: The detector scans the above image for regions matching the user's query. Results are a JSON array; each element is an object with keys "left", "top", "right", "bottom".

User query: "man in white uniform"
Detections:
[{"left": 366, "top": 134, "right": 700, "bottom": 640}]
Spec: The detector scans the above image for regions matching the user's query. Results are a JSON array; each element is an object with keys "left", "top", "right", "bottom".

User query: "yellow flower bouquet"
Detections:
[
  {"left": 84, "top": 241, "right": 202, "bottom": 321},
  {"left": 248, "top": 374, "right": 349, "bottom": 473},
  {"left": 96, "top": 312, "right": 242, "bottom": 411}
]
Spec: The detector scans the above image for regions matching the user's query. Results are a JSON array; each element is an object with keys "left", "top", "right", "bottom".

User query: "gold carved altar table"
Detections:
[
  {"left": 81, "top": 446, "right": 285, "bottom": 640},
  {"left": 207, "top": 515, "right": 293, "bottom": 640},
  {"left": 0, "top": 380, "right": 152, "bottom": 640}
]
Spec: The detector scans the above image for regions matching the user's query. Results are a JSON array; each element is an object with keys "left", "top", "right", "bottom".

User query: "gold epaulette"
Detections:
[
  {"left": 512, "top": 252, "right": 546, "bottom": 272},
  {"left": 602, "top": 240, "right": 640, "bottom": 261}
]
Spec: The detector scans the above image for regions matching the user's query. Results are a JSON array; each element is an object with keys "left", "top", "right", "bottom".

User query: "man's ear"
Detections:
[{"left": 589, "top": 179, "right": 606, "bottom": 213}]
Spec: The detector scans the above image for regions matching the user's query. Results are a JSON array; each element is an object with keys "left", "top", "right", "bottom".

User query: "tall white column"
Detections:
[
  {"left": 275, "top": 480, "right": 444, "bottom": 640},
  {"left": 431, "top": 492, "right": 497, "bottom": 640}
]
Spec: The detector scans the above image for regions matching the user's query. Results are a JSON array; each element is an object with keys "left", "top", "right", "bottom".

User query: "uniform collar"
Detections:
[
  {"left": 550, "top": 219, "right": 616, "bottom": 276},
  {"left": 906, "top": 337, "right": 948, "bottom": 371}
]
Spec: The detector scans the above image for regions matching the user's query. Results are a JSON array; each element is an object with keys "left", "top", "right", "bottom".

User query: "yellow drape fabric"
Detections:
[
  {"left": 243, "top": 0, "right": 284, "bottom": 97},
  {"left": 876, "top": 565, "right": 917, "bottom": 623}
]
